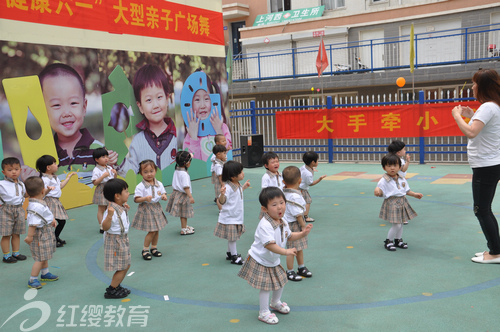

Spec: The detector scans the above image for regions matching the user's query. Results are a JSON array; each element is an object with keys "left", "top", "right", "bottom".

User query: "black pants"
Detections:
[{"left": 472, "top": 164, "right": 500, "bottom": 255}]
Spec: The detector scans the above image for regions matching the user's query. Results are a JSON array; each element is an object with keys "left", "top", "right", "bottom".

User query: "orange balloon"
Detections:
[{"left": 396, "top": 77, "right": 406, "bottom": 87}]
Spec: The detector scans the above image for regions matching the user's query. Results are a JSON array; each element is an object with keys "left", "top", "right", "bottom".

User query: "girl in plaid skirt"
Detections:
[
  {"left": 36, "top": 155, "right": 76, "bottom": 247},
  {"left": 211, "top": 144, "right": 227, "bottom": 210},
  {"left": 215, "top": 161, "right": 250, "bottom": 265},
  {"left": 238, "top": 187, "right": 312, "bottom": 325},
  {"left": 132, "top": 160, "right": 168, "bottom": 261},
  {"left": 166, "top": 151, "right": 195, "bottom": 235},
  {"left": 374, "top": 154, "right": 423, "bottom": 251},
  {"left": 92, "top": 148, "right": 117, "bottom": 233}
]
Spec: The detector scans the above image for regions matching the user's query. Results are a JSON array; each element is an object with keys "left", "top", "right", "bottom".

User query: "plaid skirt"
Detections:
[
  {"left": 300, "top": 189, "right": 312, "bottom": 204},
  {"left": 104, "top": 233, "right": 131, "bottom": 271},
  {"left": 92, "top": 183, "right": 108, "bottom": 205},
  {"left": 237, "top": 255, "right": 288, "bottom": 291},
  {"left": 286, "top": 221, "right": 308, "bottom": 250},
  {"left": 132, "top": 202, "right": 168, "bottom": 232},
  {"left": 213, "top": 178, "right": 221, "bottom": 198},
  {"left": 30, "top": 226, "right": 56, "bottom": 262},
  {"left": 214, "top": 223, "right": 245, "bottom": 241},
  {"left": 379, "top": 196, "right": 417, "bottom": 224},
  {"left": 44, "top": 196, "right": 68, "bottom": 220},
  {"left": 166, "top": 190, "right": 194, "bottom": 218},
  {"left": 0, "top": 204, "right": 26, "bottom": 236}
]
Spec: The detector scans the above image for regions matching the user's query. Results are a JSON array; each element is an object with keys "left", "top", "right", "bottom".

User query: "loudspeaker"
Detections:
[{"left": 240, "top": 134, "right": 264, "bottom": 168}]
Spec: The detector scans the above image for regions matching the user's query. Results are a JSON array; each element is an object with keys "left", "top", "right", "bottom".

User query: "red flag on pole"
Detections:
[{"left": 316, "top": 38, "right": 329, "bottom": 77}]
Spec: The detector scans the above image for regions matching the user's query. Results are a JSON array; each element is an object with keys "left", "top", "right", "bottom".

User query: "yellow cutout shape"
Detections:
[
  {"left": 59, "top": 172, "right": 93, "bottom": 209},
  {"left": 2, "top": 76, "right": 57, "bottom": 168}
]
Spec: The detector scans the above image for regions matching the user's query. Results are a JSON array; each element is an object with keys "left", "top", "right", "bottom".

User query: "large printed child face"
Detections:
[
  {"left": 263, "top": 196, "right": 286, "bottom": 221},
  {"left": 138, "top": 84, "right": 168, "bottom": 125},
  {"left": 192, "top": 89, "right": 212, "bottom": 120},
  {"left": 42, "top": 75, "right": 87, "bottom": 140}
]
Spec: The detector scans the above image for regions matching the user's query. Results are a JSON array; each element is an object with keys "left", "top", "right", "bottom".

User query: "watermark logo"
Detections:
[
  {"left": 1, "top": 289, "right": 150, "bottom": 330},
  {"left": 0, "top": 289, "right": 51, "bottom": 332}
]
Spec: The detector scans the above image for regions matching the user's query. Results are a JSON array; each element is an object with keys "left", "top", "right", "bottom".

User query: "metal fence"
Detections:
[
  {"left": 229, "top": 91, "right": 473, "bottom": 164},
  {"left": 232, "top": 23, "right": 500, "bottom": 82}
]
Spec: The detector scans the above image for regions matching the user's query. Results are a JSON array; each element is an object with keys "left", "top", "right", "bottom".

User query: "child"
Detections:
[
  {"left": 388, "top": 140, "right": 411, "bottom": 178},
  {"left": 299, "top": 151, "right": 327, "bottom": 222},
  {"left": 261, "top": 152, "right": 283, "bottom": 191},
  {"left": 374, "top": 154, "right": 423, "bottom": 251},
  {"left": 38, "top": 63, "right": 116, "bottom": 169},
  {"left": 132, "top": 160, "right": 168, "bottom": 261},
  {"left": 214, "top": 161, "right": 250, "bottom": 265},
  {"left": 92, "top": 148, "right": 117, "bottom": 232},
  {"left": 0, "top": 157, "right": 27, "bottom": 263},
  {"left": 238, "top": 187, "right": 312, "bottom": 325},
  {"left": 36, "top": 155, "right": 76, "bottom": 247},
  {"left": 283, "top": 166, "right": 312, "bottom": 281},
  {"left": 211, "top": 144, "right": 227, "bottom": 207},
  {"left": 166, "top": 151, "right": 195, "bottom": 235},
  {"left": 183, "top": 71, "right": 232, "bottom": 161},
  {"left": 118, "top": 64, "right": 177, "bottom": 176},
  {"left": 102, "top": 179, "right": 132, "bottom": 299},
  {"left": 24, "top": 177, "right": 58, "bottom": 289}
]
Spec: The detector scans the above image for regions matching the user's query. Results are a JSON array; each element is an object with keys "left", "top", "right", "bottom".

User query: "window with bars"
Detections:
[
  {"left": 322, "top": 0, "right": 345, "bottom": 10},
  {"left": 270, "top": 0, "right": 291, "bottom": 13}
]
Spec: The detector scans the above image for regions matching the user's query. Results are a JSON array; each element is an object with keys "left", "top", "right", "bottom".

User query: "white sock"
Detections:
[
  {"left": 228, "top": 241, "right": 237, "bottom": 256},
  {"left": 41, "top": 268, "right": 49, "bottom": 275},
  {"left": 259, "top": 290, "right": 270, "bottom": 314},
  {"left": 30, "top": 276, "right": 38, "bottom": 282},
  {"left": 271, "top": 287, "right": 284, "bottom": 306}
]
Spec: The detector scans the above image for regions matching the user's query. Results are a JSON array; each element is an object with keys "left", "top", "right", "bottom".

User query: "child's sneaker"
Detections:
[
  {"left": 258, "top": 312, "right": 279, "bottom": 325},
  {"left": 3, "top": 256, "right": 17, "bottom": 263},
  {"left": 297, "top": 266, "right": 313, "bottom": 278},
  {"left": 287, "top": 270, "right": 302, "bottom": 281},
  {"left": 270, "top": 301, "right": 290, "bottom": 314},
  {"left": 384, "top": 239, "right": 396, "bottom": 251},
  {"left": 117, "top": 284, "right": 131, "bottom": 295},
  {"left": 40, "top": 272, "right": 59, "bottom": 281},
  {"left": 104, "top": 286, "right": 128, "bottom": 299},
  {"left": 28, "top": 279, "right": 42, "bottom": 289},
  {"left": 394, "top": 238, "right": 408, "bottom": 249}
]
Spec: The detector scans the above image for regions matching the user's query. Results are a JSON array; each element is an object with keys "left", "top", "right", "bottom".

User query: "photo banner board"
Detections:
[
  {"left": 275, "top": 102, "right": 481, "bottom": 139},
  {"left": 0, "top": 1, "right": 228, "bottom": 209}
]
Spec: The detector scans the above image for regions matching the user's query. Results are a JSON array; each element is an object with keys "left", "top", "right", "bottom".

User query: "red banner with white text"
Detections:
[
  {"left": 1, "top": 0, "right": 224, "bottom": 45},
  {"left": 276, "top": 102, "right": 481, "bottom": 139}
]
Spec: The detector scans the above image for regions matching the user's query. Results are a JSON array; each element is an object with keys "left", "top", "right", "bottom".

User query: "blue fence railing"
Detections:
[
  {"left": 230, "top": 23, "right": 500, "bottom": 82},
  {"left": 229, "top": 91, "right": 473, "bottom": 164}
]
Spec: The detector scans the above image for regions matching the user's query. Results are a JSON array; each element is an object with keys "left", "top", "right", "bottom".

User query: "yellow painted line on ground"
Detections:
[
  {"left": 404, "top": 173, "right": 419, "bottom": 179},
  {"left": 323, "top": 175, "right": 352, "bottom": 181},
  {"left": 431, "top": 179, "right": 469, "bottom": 185}
]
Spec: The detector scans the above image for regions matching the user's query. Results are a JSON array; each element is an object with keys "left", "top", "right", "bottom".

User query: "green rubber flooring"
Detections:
[{"left": 1, "top": 162, "right": 499, "bottom": 331}]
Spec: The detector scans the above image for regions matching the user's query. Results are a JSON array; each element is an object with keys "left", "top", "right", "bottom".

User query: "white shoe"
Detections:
[
  {"left": 258, "top": 312, "right": 279, "bottom": 324},
  {"left": 475, "top": 251, "right": 487, "bottom": 257}
]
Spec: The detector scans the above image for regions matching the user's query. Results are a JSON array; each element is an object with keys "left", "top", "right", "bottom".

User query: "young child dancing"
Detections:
[
  {"left": 36, "top": 155, "right": 76, "bottom": 247},
  {"left": 132, "top": 160, "right": 168, "bottom": 261},
  {"left": 238, "top": 187, "right": 313, "bottom": 325},
  {"left": 92, "top": 148, "right": 117, "bottom": 233},
  {"left": 374, "top": 154, "right": 423, "bottom": 251},
  {"left": 283, "top": 166, "right": 312, "bottom": 281},
  {"left": 0, "top": 157, "right": 27, "bottom": 263},
  {"left": 211, "top": 144, "right": 227, "bottom": 208},
  {"left": 102, "top": 179, "right": 132, "bottom": 299},
  {"left": 214, "top": 161, "right": 250, "bottom": 265},
  {"left": 24, "top": 177, "right": 59, "bottom": 289},
  {"left": 299, "top": 151, "right": 326, "bottom": 222},
  {"left": 388, "top": 140, "right": 411, "bottom": 178},
  {"left": 166, "top": 151, "right": 195, "bottom": 235},
  {"left": 261, "top": 152, "right": 283, "bottom": 191}
]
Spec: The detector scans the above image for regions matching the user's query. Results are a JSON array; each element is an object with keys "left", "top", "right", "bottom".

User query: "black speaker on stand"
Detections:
[{"left": 240, "top": 134, "right": 264, "bottom": 168}]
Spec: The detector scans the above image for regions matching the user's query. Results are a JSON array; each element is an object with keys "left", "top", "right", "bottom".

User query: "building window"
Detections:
[
  {"left": 270, "top": 0, "right": 291, "bottom": 13},
  {"left": 371, "top": 0, "right": 387, "bottom": 3},
  {"left": 322, "top": 0, "right": 345, "bottom": 10}
]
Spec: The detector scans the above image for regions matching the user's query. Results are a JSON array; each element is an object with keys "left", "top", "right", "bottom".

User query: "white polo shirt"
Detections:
[
  {"left": 103, "top": 203, "right": 129, "bottom": 235},
  {"left": 27, "top": 199, "right": 54, "bottom": 228},
  {"left": 92, "top": 165, "right": 115, "bottom": 184},
  {"left": 214, "top": 160, "right": 223, "bottom": 177},
  {"left": 134, "top": 180, "right": 166, "bottom": 204},
  {"left": 218, "top": 181, "right": 244, "bottom": 225},
  {"left": 172, "top": 168, "right": 191, "bottom": 192},
  {"left": 261, "top": 170, "right": 284, "bottom": 191},
  {"left": 42, "top": 174, "right": 62, "bottom": 198},
  {"left": 248, "top": 214, "right": 291, "bottom": 267},
  {"left": 283, "top": 189, "right": 305, "bottom": 224},
  {"left": 376, "top": 174, "right": 410, "bottom": 199},
  {"left": 299, "top": 165, "right": 314, "bottom": 190},
  {"left": 0, "top": 178, "right": 25, "bottom": 205}
]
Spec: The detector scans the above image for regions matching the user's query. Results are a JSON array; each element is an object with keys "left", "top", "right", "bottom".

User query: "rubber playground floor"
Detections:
[{"left": 1, "top": 162, "right": 499, "bottom": 332}]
